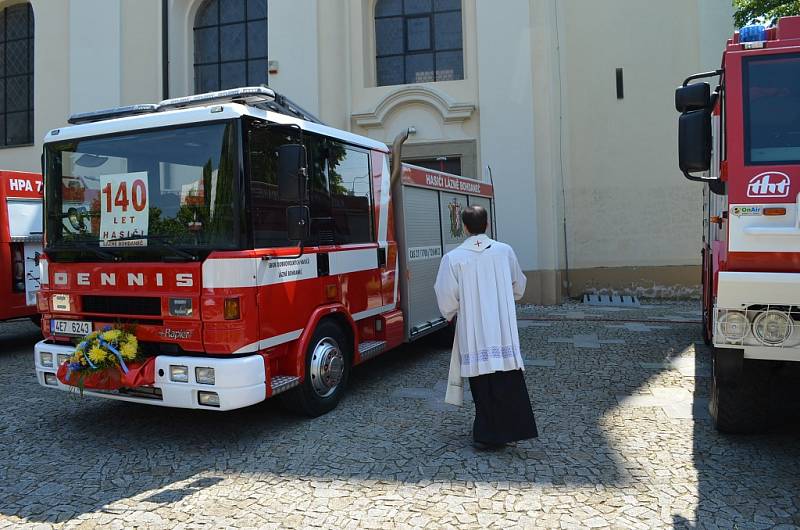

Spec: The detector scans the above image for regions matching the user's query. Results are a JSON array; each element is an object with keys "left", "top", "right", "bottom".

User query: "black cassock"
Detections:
[{"left": 468, "top": 369, "right": 538, "bottom": 444}]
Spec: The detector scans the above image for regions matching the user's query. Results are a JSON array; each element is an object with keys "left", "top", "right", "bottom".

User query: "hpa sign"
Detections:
[{"left": 747, "top": 172, "right": 791, "bottom": 198}]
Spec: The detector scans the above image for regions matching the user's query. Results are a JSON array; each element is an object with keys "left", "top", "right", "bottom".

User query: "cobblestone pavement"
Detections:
[{"left": 1, "top": 301, "right": 800, "bottom": 529}]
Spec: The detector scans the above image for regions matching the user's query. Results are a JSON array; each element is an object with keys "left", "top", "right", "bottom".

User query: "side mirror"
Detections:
[
  {"left": 277, "top": 144, "right": 307, "bottom": 202},
  {"left": 678, "top": 108, "right": 712, "bottom": 174},
  {"left": 675, "top": 82, "right": 711, "bottom": 113},
  {"left": 287, "top": 205, "right": 310, "bottom": 241}
]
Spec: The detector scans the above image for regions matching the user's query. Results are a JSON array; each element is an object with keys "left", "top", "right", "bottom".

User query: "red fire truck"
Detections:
[
  {"left": 0, "top": 171, "right": 42, "bottom": 323},
  {"left": 33, "top": 87, "right": 494, "bottom": 414},
  {"left": 677, "top": 16, "right": 800, "bottom": 432}
]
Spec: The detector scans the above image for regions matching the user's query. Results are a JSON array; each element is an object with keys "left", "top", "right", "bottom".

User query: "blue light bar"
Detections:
[
  {"left": 67, "top": 104, "right": 159, "bottom": 125},
  {"left": 740, "top": 24, "right": 766, "bottom": 43},
  {"left": 158, "top": 86, "right": 275, "bottom": 111}
]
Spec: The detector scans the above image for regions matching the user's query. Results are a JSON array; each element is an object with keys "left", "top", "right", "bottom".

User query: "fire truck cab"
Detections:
[
  {"left": 0, "top": 171, "right": 42, "bottom": 323},
  {"left": 33, "top": 87, "right": 494, "bottom": 414},
  {"left": 677, "top": 16, "right": 800, "bottom": 432}
]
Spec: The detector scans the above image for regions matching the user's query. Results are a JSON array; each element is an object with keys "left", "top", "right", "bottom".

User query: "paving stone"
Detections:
[
  {"left": 0, "top": 302, "right": 797, "bottom": 529},
  {"left": 548, "top": 334, "right": 625, "bottom": 348},
  {"left": 605, "top": 323, "right": 671, "bottom": 333}
]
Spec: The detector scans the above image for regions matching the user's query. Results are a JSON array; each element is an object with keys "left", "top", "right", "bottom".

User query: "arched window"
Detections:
[
  {"left": 193, "top": 0, "right": 268, "bottom": 94},
  {"left": 1, "top": 3, "right": 34, "bottom": 146},
  {"left": 375, "top": 0, "right": 463, "bottom": 87}
]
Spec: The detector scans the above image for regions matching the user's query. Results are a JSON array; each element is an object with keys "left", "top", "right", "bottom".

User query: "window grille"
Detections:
[
  {"left": 375, "top": 0, "right": 463, "bottom": 86},
  {"left": 1, "top": 3, "right": 34, "bottom": 146},
  {"left": 193, "top": 0, "right": 268, "bottom": 93}
]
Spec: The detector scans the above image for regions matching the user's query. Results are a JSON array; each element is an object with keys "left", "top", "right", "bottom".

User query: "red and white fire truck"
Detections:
[
  {"left": 0, "top": 171, "right": 42, "bottom": 323},
  {"left": 33, "top": 87, "right": 494, "bottom": 414},
  {"left": 677, "top": 16, "right": 800, "bottom": 432}
]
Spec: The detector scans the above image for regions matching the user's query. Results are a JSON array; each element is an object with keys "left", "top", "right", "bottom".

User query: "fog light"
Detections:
[
  {"left": 57, "top": 354, "right": 70, "bottom": 366},
  {"left": 224, "top": 298, "right": 240, "bottom": 320},
  {"left": 195, "top": 367, "right": 215, "bottom": 385},
  {"left": 40, "top": 352, "right": 53, "bottom": 367},
  {"left": 717, "top": 311, "right": 749, "bottom": 343},
  {"left": 170, "top": 365, "right": 189, "bottom": 382},
  {"left": 169, "top": 298, "right": 193, "bottom": 317},
  {"left": 753, "top": 310, "right": 792, "bottom": 346},
  {"left": 44, "top": 373, "right": 58, "bottom": 386},
  {"left": 198, "top": 391, "right": 220, "bottom": 407}
]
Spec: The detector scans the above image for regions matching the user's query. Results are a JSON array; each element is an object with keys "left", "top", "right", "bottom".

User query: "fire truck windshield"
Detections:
[
  {"left": 744, "top": 53, "right": 800, "bottom": 164},
  {"left": 44, "top": 121, "right": 241, "bottom": 261}
]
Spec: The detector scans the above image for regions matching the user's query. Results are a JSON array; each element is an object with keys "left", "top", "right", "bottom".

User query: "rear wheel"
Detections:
[
  {"left": 710, "top": 351, "right": 771, "bottom": 434},
  {"left": 281, "top": 320, "right": 351, "bottom": 417}
]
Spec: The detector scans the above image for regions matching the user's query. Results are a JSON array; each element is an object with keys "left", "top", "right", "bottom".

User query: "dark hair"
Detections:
[{"left": 461, "top": 205, "right": 488, "bottom": 235}]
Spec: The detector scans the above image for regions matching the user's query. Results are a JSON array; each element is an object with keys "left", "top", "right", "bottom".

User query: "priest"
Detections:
[{"left": 434, "top": 205, "right": 538, "bottom": 450}]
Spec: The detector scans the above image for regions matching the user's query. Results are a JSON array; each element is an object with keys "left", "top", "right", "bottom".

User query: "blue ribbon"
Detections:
[
  {"left": 76, "top": 341, "right": 97, "bottom": 370},
  {"left": 99, "top": 338, "right": 129, "bottom": 374}
]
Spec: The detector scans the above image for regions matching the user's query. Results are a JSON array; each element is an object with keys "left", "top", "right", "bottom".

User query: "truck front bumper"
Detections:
[
  {"left": 714, "top": 271, "right": 800, "bottom": 361},
  {"left": 34, "top": 341, "right": 267, "bottom": 411}
]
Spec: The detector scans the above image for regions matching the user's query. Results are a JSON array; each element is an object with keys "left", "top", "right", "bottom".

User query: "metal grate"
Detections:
[
  {"left": 271, "top": 375, "right": 300, "bottom": 396},
  {"left": 82, "top": 296, "right": 161, "bottom": 316},
  {"left": 358, "top": 340, "right": 387, "bottom": 361},
  {"left": 583, "top": 294, "right": 640, "bottom": 307}
]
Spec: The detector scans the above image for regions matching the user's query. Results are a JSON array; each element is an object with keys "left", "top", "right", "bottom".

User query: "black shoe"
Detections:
[{"left": 472, "top": 441, "right": 506, "bottom": 451}]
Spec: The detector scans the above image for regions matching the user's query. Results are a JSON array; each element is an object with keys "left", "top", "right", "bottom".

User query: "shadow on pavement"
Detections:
[
  {"left": 674, "top": 339, "right": 800, "bottom": 528},
  {"left": 2, "top": 307, "right": 798, "bottom": 524}
]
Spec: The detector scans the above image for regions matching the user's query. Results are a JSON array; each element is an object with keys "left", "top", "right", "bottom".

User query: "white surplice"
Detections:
[{"left": 434, "top": 234, "right": 527, "bottom": 406}]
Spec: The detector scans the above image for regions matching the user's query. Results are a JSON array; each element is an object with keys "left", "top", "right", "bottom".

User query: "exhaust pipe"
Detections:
[{"left": 390, "top": 128, "right": 411, "bottom": 190}]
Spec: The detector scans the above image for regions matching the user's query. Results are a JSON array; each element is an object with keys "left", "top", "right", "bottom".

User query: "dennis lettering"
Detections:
[{"left": 52, "top": 271, "right": 194, "bottom": 288}]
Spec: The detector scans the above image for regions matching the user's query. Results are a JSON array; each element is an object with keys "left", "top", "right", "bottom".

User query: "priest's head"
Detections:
[{"left": 462, "top": 205, "right": 488, "bottom": 235}]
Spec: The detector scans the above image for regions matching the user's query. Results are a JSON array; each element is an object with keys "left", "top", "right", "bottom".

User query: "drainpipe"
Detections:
[
  {"left": 162, "top": 0, "right": 169, "bottom": 99},
  {"left": 390, "top": 128, "right": 410, "bottom": 190}
]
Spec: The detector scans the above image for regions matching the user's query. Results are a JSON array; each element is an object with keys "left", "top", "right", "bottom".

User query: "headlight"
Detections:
[
  {"left": 195, "top": 367, "right": 215, "bottom": 385},
  {"left": 44, "top": 373, "right": 58, "bottom": 386},
  {"left": 753, "top": 310, "right": 792, "bottom": 346},
  {"left": 198, "top": 391, "right": 220, "bottom": 407},
  {"left": 40, "top": 352, "right": 53, "bottom": 367},
  {"left": 169, "top": 298, "right": 193, "bottom": 317},
  {"left": 169, "top": 365, "right": 189, "bottom": 383},
  {"left": 57, "top": 354, "right": 70, "bottom": 366},
  {"left": 717, "top": 311, "right": 749, "bottom": 343}
]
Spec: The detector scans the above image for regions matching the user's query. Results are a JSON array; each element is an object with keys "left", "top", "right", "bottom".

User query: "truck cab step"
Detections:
[
  {"left": 358, "top": 340, "right": 386, "bottom": 361},
  {"left": 271, "top": 375, "right": 300, "bottom": 396}
]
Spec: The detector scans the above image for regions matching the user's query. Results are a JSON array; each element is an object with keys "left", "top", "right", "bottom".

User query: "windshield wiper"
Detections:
[
  {"left": 50, "top": 241, "right": 121, "bottom": 262},
  {"left": 105, "top": 235, "right": 199, "bottom": 261}
]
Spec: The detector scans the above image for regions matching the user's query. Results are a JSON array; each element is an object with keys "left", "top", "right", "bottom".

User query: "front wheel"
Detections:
[
  {"left": 281, "top": 320, "right": 351, "bottom": 417},
  {"left": 710, "top": 351, "right": 771, "bottom": 434}
]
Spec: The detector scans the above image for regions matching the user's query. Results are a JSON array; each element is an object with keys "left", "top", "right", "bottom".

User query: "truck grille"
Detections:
[{"left": 82, "top": 296, "right": 161, "bottom": 316}]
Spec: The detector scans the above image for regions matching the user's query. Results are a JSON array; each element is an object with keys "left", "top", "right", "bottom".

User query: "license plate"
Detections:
[{"left": 51, "top": 319, "right": 92, "bottom": 337}]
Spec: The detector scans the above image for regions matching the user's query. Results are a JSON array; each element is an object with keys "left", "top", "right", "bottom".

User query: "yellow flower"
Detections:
[
  {"left": 102, "top": 330, "right": 122, "bottom": 342},
  {"left": 88, "top": 346, "right": 107, "bottom": 364},
  {"left": 120, "top": 342, "right": 138, "bottom": 360}
]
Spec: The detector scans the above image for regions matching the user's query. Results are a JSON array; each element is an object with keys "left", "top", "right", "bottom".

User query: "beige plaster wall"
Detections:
[
  {"left": 0, "top": 0, "right": 69, "bottom": 172},
  {"left": 557, "top": 0, "right": 733, "bottom": 271},
  {"left": 121, "top": 0, "right": 162, "bottom": 106}
]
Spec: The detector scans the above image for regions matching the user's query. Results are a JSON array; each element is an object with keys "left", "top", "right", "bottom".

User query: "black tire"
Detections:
[
  {"left": 281, "top": 320, "right": 351, "bottom": 417},
  {"left": 29, "top": 314, "right": 41, "bottom": 327},
  {"left": 710, "top": 353, "right": 771, "bottom": 434}
]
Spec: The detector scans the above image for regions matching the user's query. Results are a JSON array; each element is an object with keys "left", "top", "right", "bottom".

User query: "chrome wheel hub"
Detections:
[{"left": 310, "top": 338, "right": 344, "bottom": 398}]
